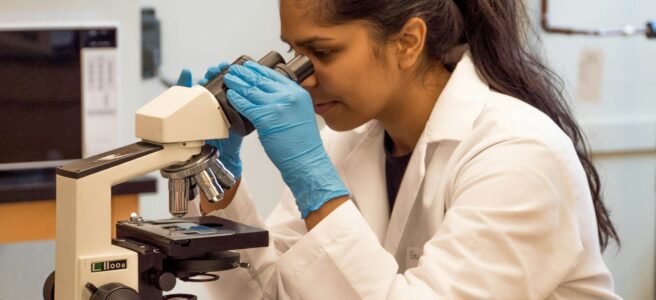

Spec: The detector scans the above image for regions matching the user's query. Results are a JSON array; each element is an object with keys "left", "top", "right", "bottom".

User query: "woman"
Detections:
[{"left": 177, "top": 0, "right": 621, "bottom": 298}]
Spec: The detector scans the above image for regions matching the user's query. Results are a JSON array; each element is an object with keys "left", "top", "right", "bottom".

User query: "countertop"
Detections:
[{"left": 0, "top": 168, "right": 157, "bottom": 203}]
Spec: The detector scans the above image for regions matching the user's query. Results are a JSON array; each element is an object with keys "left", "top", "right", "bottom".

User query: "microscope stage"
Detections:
[{"left": 116, "top": 215, "right": 268, "bottom": 258}]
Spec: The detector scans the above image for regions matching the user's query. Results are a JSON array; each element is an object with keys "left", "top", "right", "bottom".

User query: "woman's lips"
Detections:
[{"left": 313, "top": 101, "right": 337, "bottom": 114}]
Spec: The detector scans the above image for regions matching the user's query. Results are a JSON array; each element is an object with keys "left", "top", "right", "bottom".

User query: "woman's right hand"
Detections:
[{"left": 223, "top": 61, "right": 350, "bottom": 219}]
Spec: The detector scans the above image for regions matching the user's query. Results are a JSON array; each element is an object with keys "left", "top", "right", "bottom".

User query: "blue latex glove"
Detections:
[
  {"left": 177, "top": 64, "right": 243, "bottom": 178},
  {"left": 223, "top": 61, "right": 349, "bottom": 218}
]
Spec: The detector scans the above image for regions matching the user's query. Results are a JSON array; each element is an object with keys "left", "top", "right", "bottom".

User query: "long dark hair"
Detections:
[{"left": 313, "top": 0, "right": 620, "bottom": 251}]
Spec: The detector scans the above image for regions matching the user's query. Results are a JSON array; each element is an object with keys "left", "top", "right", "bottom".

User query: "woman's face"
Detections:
[{"left": 279, "top": 0, "right": 402, "bottom": 131}]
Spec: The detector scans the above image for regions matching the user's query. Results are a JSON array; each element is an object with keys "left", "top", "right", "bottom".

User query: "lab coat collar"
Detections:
[
  {"left": 419, "top": 51, "right": 490, "bottom": 144},
  {"left": 342, "top": 51, "right": 490, "bottom": 252},
  {"left": 341, "top": 124, "right": 389, "bottom": 242}
]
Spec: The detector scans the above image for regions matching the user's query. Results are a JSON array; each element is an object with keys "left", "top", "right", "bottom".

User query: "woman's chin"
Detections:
[{"left": 322, "top": 116, "right": 364, "bottom": 132}]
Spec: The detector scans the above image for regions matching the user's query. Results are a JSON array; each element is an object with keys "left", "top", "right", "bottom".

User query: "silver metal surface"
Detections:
[
  {"left": 160, "top": 145, "right": 236, "bottom": 216},
  {"left": 194, "top": 168, "right": 224, "bottom": 203},
  {"left": 160, "top": 145, "right": 216, "bottom": 179},
  {"left": 209, "top": 158, "right": 236, "bottom": 189},
  {"left": 168, "top": 178, "right": 191, "bottom": 218},
  {"left": 129, "top": 212, "right": 144, "bottom": 226}
]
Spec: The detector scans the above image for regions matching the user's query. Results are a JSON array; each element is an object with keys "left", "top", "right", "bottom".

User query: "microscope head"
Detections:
[{"left": 134, "top": 51, "right": 314, "bottom": 218}]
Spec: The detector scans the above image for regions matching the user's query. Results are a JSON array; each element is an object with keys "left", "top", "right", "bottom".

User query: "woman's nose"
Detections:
[{"left": 300, "top": 73, "right": 317, "bottom": 88}]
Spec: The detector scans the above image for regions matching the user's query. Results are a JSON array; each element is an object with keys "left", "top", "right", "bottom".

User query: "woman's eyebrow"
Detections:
[{"left": 280, "top": 36, "right": 334, "bottom": 47}]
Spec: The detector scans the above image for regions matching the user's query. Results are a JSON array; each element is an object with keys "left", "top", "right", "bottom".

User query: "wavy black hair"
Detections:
[{"left": 309, "top": 0, "right": 619, "bottom": 251}]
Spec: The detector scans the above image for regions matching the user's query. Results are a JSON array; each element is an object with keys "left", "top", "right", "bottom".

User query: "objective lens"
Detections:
[
  {"left": 209, "top": 158, "right": 236, "bottom": 189},
  {"left": 194, "top": 168, "right": 224, "bottom": 203},
  {"left": 168, "top": 178, "right": 190, "bottom": 218}
]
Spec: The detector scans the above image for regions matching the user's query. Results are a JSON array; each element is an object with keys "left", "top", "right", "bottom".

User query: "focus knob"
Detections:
[
  {"left": 150, "top": 271, "right": 176, "bottom": 291},
  {"left": 86, "top": 282, "right": 140, "bottom": 300}
]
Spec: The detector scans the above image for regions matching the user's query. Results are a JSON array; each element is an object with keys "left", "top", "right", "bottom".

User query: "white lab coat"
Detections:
[{"left": 200, "top": 52, "right": 620, "bottom": 299}]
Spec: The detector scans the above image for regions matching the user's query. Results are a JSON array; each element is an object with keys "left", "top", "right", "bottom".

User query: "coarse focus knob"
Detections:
[
  {"left": 86, "top": 282, "right": 141, "bottom": 300},
  {"left": 151, "top": 271, "right": 176, "bottom": 291}
]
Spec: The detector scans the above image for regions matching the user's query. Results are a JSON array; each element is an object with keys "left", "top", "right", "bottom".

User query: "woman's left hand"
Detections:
[{"left": 223, "top": 61, "right": 349, "bottom": 218}]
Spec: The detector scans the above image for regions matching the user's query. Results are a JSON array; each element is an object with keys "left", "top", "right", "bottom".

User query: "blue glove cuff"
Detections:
[{"left": 281, "top": 153, "right": 350, "bottom": 219}]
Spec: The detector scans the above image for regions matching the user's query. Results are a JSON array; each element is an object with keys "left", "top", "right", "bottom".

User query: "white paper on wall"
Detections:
[{"left": 577, "top": 47, "right": 605, "bottom": 103}]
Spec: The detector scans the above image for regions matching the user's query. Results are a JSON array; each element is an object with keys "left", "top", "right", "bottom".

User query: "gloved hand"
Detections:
[
  {"left": 223, "top": 61, "right": 349, "bottom": 218},
  {"left": 177, "top": 64, "right": 244, "bottom": 178}
]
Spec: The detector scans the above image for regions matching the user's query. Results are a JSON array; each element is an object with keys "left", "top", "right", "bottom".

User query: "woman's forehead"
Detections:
[
  {"left": 280, "top": 0, "right": 321, "bottom": 26},
  {"left": 280, "top": 0, "right": 377, "bottom": 48},
  {"left": 281, "top": 0, "right": 333, "bottom": 40}
]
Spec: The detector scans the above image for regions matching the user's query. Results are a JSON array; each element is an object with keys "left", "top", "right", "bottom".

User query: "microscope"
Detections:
[{"left": 43, "top": 51, "right": 313, "bottom": 300}]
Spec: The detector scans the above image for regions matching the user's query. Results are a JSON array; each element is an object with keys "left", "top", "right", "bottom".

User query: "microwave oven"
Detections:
[{"left": 0, "top": 24, "right": 119, "bottom": 171}]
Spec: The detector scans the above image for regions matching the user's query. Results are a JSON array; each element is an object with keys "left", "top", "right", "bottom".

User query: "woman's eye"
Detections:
[{"left": 312, "top": 49, "right": 334, "bottom": 59}]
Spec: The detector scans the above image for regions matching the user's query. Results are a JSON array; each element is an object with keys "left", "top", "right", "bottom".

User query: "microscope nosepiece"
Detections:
[{"left": 161, "top": 145, "right": 236, "bottom": 217}]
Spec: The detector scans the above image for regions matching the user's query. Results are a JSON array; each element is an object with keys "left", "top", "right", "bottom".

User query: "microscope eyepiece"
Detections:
[
  {"left": 276, "top": 55, "right": 313, "bottom": 83},
  {"left": 202, "top": 51, "right": 315, "bottom": 136}
]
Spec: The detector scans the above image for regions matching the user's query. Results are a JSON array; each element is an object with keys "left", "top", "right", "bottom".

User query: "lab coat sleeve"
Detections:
[
  {"left": 200, "top": 178, "right": 308, "bottom": 299},
  {"left": 278, "top": 138, "right": 586, "bottom": 299}
]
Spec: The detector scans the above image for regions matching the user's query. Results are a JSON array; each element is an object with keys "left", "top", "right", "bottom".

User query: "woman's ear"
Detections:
[{"left": 394, "top": 17, "right": 428, "bottom": 70}]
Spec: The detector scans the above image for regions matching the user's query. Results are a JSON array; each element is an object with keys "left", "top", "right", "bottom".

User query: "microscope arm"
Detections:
[{"left": 55, "top": 141, "right": 203, "bottom": 299}]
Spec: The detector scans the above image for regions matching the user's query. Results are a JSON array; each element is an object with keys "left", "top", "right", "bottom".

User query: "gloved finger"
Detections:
[
  {"left": 226, "top": 89, "right": 257, "bottom": 119},
  {"left": 255, "top": 81, "right": 286, "bottom": 94},
  {"left": 223, "top": 73, "right": 253, "bottom": 95},
  {"left": 204, "top": 62, "right": 231, "bottom": 81},
  {"left": 244, "top": 60, "right": 296, "bottom": 85},
  {"left": 198, "top": 62, "right": 231, "bottom": 86},
  {"left": 230, "top": 64, "right": 284, "bottom": 94},
  {"left": 176, "top": 69, "right": 193, "bottom": 87},
  {"left": 227, "top": 64, "right": 281, "bottom": 93},
  {"left": 223, "top": 73, "right": 271, "bottom": 105}
]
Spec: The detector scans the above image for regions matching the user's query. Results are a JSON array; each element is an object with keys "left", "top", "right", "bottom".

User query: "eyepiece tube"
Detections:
[
  {"left": 202, "top": 51, "right": 314, "bottom": 137},
  {"left": 286, "top": 55, "right": 314, "bottom": 83},
  {"left": 257, "top": 51, "right": 286, "bottom": 68}
]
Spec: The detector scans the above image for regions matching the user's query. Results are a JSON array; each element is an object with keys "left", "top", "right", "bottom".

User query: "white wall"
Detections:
[{"left": 530, "top": 0, "right": 656, "bottom": 298}]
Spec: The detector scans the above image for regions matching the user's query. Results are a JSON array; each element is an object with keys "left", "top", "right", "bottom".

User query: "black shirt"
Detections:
[{"left": 384, "top": 131, "right": 412, "bottom": 215}]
